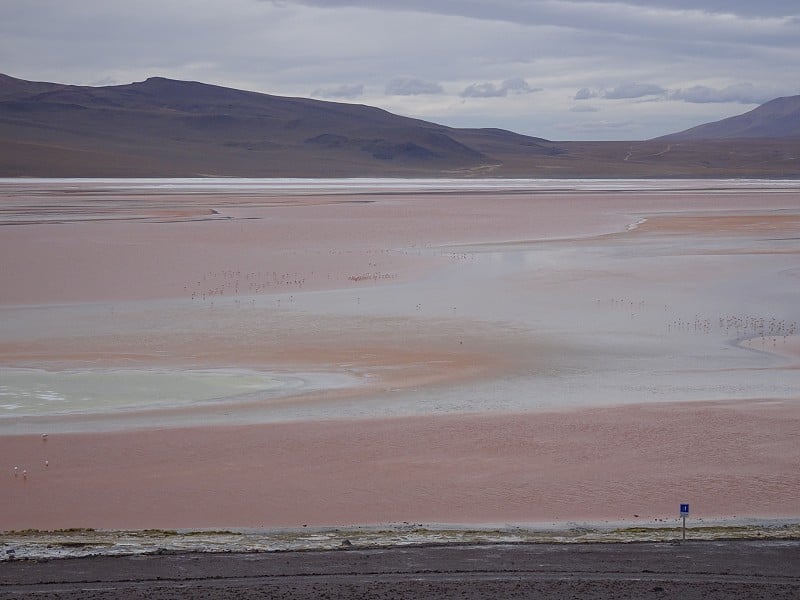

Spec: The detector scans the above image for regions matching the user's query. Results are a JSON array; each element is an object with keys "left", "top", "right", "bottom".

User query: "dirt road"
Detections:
[{"left": 2, "top": 540, "right": 798, "bottom": 599}]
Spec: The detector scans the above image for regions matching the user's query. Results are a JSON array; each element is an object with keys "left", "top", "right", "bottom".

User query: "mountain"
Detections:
[
  {"left": 1, "top": 74, "right": 798, "bottom": 178},
  {"left": 657, "top": 95, "right": 800, "bottom": 141},
  {"left": 0, "top": 74, "right": 560, "bottom": 177}
]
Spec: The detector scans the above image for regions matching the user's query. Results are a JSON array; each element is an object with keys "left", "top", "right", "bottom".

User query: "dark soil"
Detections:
[{"left": 2, "top": 540, "right": 798, "bottom": 599}]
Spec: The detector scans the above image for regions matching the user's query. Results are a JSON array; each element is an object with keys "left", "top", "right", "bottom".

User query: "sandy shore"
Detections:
[{"left": 1, "top": 179, "right": 799, "bottom": 532}]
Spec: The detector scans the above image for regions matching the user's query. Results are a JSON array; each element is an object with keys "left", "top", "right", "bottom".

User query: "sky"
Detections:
[{"left": 2, "top": 0, "right": 798, "bottom": 140}]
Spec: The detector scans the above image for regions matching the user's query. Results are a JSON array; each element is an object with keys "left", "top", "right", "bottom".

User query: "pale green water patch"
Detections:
[{"left": 0, "top": 367, "right": 358, "bottom": 417}]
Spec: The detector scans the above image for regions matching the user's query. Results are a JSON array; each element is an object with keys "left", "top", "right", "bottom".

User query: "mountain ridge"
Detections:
[{"left": 1, "top": 74, "right": 798, "bottom": 178}]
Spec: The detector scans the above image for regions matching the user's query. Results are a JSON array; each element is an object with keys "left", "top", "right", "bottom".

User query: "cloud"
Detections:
[
  {"left": 285, "top": 1, "right": 797, "bottom": 24},
  {"left": 460, "top": 77, "right": 541, "bottom": 98},
  {"left": 576, "top": 81, "right": 789, "bottom": 106},
  {"left": 385, "top": 77, "right": 443, "bottom": 96},
  {"left": 501, "top": 77, "right": 541, "bottom": 94},
  {"left": 603, "top": 82, "right": 667, "bottom": 99},
  {"left": 588, "top": 1, "right": 800, "bottom": 19},
  {"left": 574, "top": 87, "right": 597, "bottom": 100},
  {"left": 574, "top": 82, "right": 667, "bottom": 101},
  {"left": 570, "top": 105, "right": 599, "bottom": 112},
  {"left": 311, "top": 83, "right": 364, "bottom": 99},
  {"left": 669, "top": 83, "right": 776, "bottom": 104},
  {"left": 285, "top": 0, "right": 799, "bottom": 47}
]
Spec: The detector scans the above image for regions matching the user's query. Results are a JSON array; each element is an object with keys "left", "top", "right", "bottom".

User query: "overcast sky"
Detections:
[{"left": 2, "top": 0, "right": 798, "bottom": 140}]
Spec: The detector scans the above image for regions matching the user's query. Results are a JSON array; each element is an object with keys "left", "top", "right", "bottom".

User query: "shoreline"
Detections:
[{"left": 3, "top": 518, "right": 800, "bottom": 562}]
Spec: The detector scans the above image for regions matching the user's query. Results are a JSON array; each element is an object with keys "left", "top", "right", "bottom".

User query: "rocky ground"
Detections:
[{"left": 1, "top": 540, "right": 798, "bottom": 599}]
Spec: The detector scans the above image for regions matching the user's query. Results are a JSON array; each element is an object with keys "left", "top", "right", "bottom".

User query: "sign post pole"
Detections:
[{"left": 680, "top": 503, "right": 690, "bottom": 541}]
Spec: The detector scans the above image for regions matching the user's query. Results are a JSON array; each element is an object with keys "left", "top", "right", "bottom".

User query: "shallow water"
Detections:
[
  {"left": 1, "top": 179, "right": 798, "bottom": 431},
  {"left": 0, "top": 368, "right": 360, "bottom": 417}
]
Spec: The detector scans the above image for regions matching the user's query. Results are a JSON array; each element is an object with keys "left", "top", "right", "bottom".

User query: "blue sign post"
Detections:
[{"left": 680, "top": 504, "right": 690, "bottom": 540}]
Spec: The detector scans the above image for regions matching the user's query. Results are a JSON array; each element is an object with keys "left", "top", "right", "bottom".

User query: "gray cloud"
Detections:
[
  {"left": 603, "top": 83, "right": 667, "bottom": 99},
  {"left": 460, "top": 78, "right": 541, "bottom": 98},
  {"left": 574, "top": 88, "right": 597, "bottom": 100},
  {"left": 574, "top": 83, "right": 667, "bottom": 101},
  {"left": 501, "top": 77, "right": 541, "bottom": 94},
  {"left": 385, "top": 78, "right": 444, "bottom": 96},
  {"left": 286, "top": 0, "right": 798, "bottom": 20},
  {"left": 286, "top": 0, "right": 799, "bottom": 47},
  {"left": 669, "top": 83, "right": 777, "bottom": 104},
  {"left": 576, "top": 81, "right": 790, "bottom": 106},
  {"left": 575, "top": 1, "right": 800, "bottom": 18},
  {"left": 311, "top": 83, "right": 364, "bottom": 99},
  {"left": 570, "top": 105, "right": 599, "bottom": 112}
]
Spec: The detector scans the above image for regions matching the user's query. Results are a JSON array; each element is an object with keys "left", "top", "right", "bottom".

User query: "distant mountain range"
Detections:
[{"left": 1, "top": 74, "right": 798, "bottom": 178}]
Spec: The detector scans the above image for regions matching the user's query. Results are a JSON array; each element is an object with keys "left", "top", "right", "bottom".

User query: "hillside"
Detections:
[
  {"left": 658, "top": 95, "right": 800, "bottom": 141},
  {"left": 1, "top": 74, "right": 798, "bottom": 177},
  {"left": 0, "top": 74, "right": 559, "bottom": 177}
]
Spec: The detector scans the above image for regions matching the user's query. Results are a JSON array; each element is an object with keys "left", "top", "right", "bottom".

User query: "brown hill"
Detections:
[
  {"left": 658, "top": 95, "right": 800, "bottom": 141},
  {"left": 0, "top": 74, "right": 560, "bottom": 177},
  {"left": 0, "top": 74, "right": 798, "bottom": 178}
]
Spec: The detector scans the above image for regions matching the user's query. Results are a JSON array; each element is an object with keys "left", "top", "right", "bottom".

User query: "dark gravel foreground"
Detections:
[{"left": 1, "top": 540, "right": 798, "bottom": 599}]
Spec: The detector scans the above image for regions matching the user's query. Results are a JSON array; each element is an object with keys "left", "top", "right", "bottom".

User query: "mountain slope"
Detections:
[
  {"left": 0, "top": 74, "right": 559, "bottom": 177},
  {"left": 658, "top": 95, "right": 800, "bottom": 141}
]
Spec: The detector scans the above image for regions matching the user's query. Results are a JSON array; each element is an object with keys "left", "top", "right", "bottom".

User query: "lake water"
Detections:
[{"left": 1, "top": 178, "right": 798, "bottom": 431}]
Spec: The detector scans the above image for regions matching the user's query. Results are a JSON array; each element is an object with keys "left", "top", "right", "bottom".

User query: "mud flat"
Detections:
[{"left": 1, "top": 179, "right": 799, "bottom": 534}]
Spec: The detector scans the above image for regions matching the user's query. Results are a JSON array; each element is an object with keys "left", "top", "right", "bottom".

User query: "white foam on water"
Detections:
[{"left": 0, "top": 367, "right": 360, "bottom": 417}]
